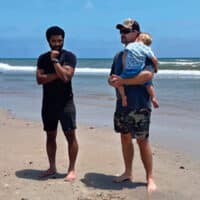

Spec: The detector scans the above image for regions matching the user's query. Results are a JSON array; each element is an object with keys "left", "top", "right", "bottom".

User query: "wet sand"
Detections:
[{"left": 0, "top": 108, "right": 200, "bottom": 200}]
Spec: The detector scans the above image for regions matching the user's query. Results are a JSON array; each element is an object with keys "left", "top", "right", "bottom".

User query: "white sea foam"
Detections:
[
  {"left": 0, "top": 63, "right": 35, "bottom": 74},
  {"left": 156, "top": 70, "right": 200, "bottom": 79},
  {"left": 159, "top": 61, "right": 200, "bottom": 66},
  {"left": 75, "top": 67, "right": 110, "bottom": 74},
  {"left": 1, "top": 63, "right": 200, "bottom": 78}
]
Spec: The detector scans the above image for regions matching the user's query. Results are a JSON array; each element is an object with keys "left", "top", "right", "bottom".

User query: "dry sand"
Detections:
[{"left": 0, "top": 108, "right": 200, "bottom": 200}]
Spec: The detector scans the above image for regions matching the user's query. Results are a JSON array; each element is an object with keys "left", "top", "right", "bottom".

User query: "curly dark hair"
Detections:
[{"left": 46, "top": 26, "right": 65, "bottom": 42}]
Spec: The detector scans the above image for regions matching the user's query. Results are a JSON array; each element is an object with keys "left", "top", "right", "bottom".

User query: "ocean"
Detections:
[{"left": 0, "top": 58, "right": 200, "bottom": 159}]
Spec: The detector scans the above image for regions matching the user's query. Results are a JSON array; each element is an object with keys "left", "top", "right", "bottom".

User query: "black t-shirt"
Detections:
[{"left": 37, "top": 49, "right": 76, "bottom": 107}]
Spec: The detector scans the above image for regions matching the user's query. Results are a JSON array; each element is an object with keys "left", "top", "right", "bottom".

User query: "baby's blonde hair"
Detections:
[{"left": 137, "top": 32, "right": 152, "bottom": 46}]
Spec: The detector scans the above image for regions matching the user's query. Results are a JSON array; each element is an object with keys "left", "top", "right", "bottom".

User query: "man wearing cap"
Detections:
[
  {"left": 36, "top": 26, "right": 78, "bottom": 181},
  {"left": 108, "top": 18, "right": 157, "bottom": 192}
]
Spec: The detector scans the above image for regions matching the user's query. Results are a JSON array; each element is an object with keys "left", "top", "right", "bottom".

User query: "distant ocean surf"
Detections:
[{"left": 1, "top": 58, "right": 200, "bottom": 77}]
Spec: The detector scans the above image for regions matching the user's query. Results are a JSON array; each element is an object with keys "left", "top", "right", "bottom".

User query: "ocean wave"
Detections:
[
  {"left": 0, "top": 63, "right": 110, "bottom": 75},
  {"left": 1, "top": 63, "right": 200, "bottom": 78},
  {"left": 75, "top": 68, "right": 110, "bottom": 74},
  {"left": 0, "top": 63, "right": 35, "bottom": 74},
  {"left": 156, "top": 70, "right": 200, "bottom": 79},
  {"left": 159, "top": 61, "right": 200, "bottom": 66}
]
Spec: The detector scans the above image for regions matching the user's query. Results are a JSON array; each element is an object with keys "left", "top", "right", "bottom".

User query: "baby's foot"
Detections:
[
  {"left": 151, "top": 97, "right": 159, "bottom": 108},
  {"left": 122, "top": 96, "right": 128, "bottom": 107}
]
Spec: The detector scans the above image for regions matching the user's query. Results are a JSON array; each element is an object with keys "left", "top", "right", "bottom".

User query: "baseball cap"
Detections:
[{"left": 116, "top": 18, "right": 140, "bottom": 32}]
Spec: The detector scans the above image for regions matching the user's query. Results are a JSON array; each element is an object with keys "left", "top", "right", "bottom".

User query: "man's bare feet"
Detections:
[
  {"left": 147, "top": 178, "right": 157, "bottom": 193},
  {"left": 151, "top": 97, "right": 159, "bottom": 108},
  {"left": 39, "top": 168, "right": 56, "bottom": 178},
  {"left": 64, "top": 170, "right": 76, "bottom": 182},
  {"left": 113, "top": 173, "right": 133, "bottom": 183},
  {"left": 122, "top": 96, "right": 128, "bottom": 107}
]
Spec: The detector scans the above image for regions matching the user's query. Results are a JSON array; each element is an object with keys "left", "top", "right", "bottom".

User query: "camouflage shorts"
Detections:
[{"left": 114, "top": 108, "right": 151, "bottom": 139}]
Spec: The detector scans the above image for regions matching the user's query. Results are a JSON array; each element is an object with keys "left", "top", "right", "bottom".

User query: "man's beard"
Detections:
[
  {"left": 50, "top": 44, "right": 63, "bottom": 52},
  {"left": 121, "top": 36, "right": 127, "bottom": 44}
]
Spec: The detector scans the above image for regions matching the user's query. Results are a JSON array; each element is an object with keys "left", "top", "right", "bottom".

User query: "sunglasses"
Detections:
[{"left": 120, "top": 29, "right": 132, "bottom": 34}]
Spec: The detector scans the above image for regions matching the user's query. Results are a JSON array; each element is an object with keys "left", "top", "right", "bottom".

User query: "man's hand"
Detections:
[
  {"left": 109, "top": 74, "right": 124, "bottom": 88},
  {"left": 50, "top": 50, "right": 60, "bottom": 60}
]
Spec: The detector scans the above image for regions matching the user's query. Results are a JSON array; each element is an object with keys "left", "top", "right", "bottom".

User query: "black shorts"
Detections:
[
  {"left": 42, "top": 99, "right": 76, "bottom": 132},
  {"left": 114, "top": 108, "right": 151, "bottom": 139}
]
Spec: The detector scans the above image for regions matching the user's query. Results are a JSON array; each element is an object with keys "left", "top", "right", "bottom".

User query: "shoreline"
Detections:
[
  {"left": 0, "top": 107, "right": 200, "bottom": 199},
  {"left": 3, "top": 103, "right": 200, "bottom": 161}
]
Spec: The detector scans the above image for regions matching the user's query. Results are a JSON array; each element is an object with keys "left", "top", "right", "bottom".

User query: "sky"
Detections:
[{"left": 0, "top": 0, "right": 200, "bottom": 58}]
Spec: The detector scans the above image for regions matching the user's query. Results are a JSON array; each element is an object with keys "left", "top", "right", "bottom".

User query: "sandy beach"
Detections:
[{"left": 0, "top": 108, "right": 200, "bottom": 200}]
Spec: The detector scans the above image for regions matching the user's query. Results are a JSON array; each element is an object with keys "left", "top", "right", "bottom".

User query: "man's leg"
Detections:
[
  {"left": 137, "top": 138, "right": 157, "bottom": 192},
  {"left": 64, "top": 130, "right": 78, "bottom": 182},
  {"left": 114, "top": 133, "right": 133, "bottom": 182},
  {"left": 40, "top": 130, "right": 57, "bottom": 177}
]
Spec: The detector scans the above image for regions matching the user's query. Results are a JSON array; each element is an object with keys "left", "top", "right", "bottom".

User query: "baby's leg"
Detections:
[
  {"left": 118, "top": 86, "right": 128, "bottom": 107},
  {"left": 146, "top": 85, "right": 159, "bottom": 108},
  {"left": 121, "top": 96, "right": 128, "bottom": 107},
  {"left": 151, "top": 96, "right": 159, "bottom": 108}
]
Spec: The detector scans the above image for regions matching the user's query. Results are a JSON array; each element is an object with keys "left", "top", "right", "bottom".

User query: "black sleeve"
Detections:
[
  {"left": 110, "top": 60, "right": 115, "bottom": 75},
  {"left": 109, "top": 52, "right": 121, "bottom": 75},
  {"left": 61, "top": 51, "right": 77, "bottom": 68},
  {"left": 37, "top": 55, "right": 45, "bottom": 70}
]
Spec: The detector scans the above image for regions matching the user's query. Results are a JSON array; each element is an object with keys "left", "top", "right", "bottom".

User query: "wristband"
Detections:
[{"left": 51, "top": 58, "right": 59, "bottom": 64}]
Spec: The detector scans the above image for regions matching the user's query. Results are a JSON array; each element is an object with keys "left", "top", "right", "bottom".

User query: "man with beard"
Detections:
[
  {"left": 108, "top": 19, "right": 157, "bottom": 192},
  {"left": 36, "top": 26, "right": 78, "bottom": 182}
]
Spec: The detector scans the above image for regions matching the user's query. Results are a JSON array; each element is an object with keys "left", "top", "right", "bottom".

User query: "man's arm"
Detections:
[
  {"left": 110, "top": 70, "right": 153, "bottom": 88},
  {"left": 53, "top": 62, "right": 75, "bottom": 82},
  {"left": 51, "top": 50, "right": 75, "bottom": 82},
  {"left": 109, "top": 50, "right": 154, "bottom": 88},
  {"left": 36, "top": 68, "right": 58, "bottom": 85}
]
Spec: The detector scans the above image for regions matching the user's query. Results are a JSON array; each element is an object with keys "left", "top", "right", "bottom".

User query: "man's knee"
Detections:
[
  {"left": 46, "top": 131, "right": 57, "bottom": 141},
  {"left": 136, "top": 137, "right": 149, "bottom": 146},
  {"left": 65, "top": 130, "right": 76, "bottom": 143},
  {"left": 121, "top": 133, "right": 132, "bottom": 144}
]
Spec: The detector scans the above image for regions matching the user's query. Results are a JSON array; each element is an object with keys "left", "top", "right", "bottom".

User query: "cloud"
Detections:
[{"left": 84, "top": 0, "right": 94, "bottom": 9}]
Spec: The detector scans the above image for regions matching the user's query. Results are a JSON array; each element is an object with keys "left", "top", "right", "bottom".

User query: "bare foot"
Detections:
[
  {"left": 39, "top": 168, "right": 56, "bottom": 178},
  {"left": 64, "top": 170, "right": 76, "bottom": 182},
  {"left": 113, "top": 173, "right": 132, "bottom": 183},
  {"left": 147, "top": 178, "right": 157, "bottom": 193},
  {"left": 151, "top": 97, "right": 159, "bottom": 108},
  {"left": 122, "top": 96, "right": 128, "bottom": 107}
]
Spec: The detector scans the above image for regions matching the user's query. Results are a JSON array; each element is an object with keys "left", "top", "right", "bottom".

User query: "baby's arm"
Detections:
[
  {"left": 151, "top": 56, "right": 158, "bottom": 73},
  {"left": 145, "top": 46, "right": 158, "bottom": 73}
]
